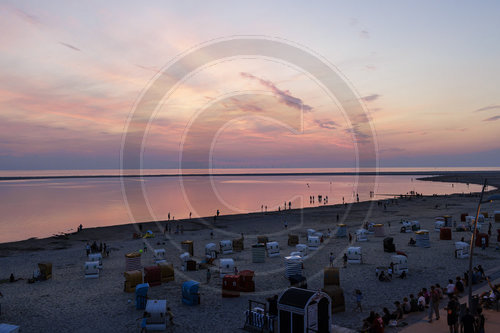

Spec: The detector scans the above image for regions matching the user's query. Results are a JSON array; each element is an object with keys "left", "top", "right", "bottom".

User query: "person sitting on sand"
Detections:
[
  {"left": 477, "top": 265, "right": 485, "bottom": 280},
  {"left": 378, "top": 270, "right": 390, "bottom": 282},
  {"left": 362, "top": 311, "right": 376, "bottom": 331},
  {"left": 408, "top": 237, "right": 416, "bottom": 246},
  {"left": 472, "top": 268, "right": 481, "bottom": 284},
  {"left": 409, "top": 294, "right": 418, "bottom": 312},
  {"left": 402, "top": 297, "right": 411, "bottom": 314},
  {"left": 417, "top": 292, "right": 426, "bottom": 311},
  {"left": 446, "top": 280, "right": 456, "bottom": 298},
  {"left": 399, "top": 270, "right": 407, "bottom": 279},
  {"left": 391, "top": 301, "right": 404, "bottom": 320},
  {"left": 372, "top": 313, "right": 384, "bottom": 333},
  {"left": 382, "top": 307, "right": 391, "bottom": 326}
]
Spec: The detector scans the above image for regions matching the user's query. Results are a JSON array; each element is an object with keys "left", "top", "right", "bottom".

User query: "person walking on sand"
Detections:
[
  {"left": 167, "top": 307, "right": 174, "bottom": 325},
  {"left": 206, "top": 268, "right": 211, "bottom": 284},
  {"left": 460, "top": 308, "right": 475, "bottom": 333},
  {"left": 428, "top": 285, "right": 440, "bottom": 322},
  {"left": 477, "top": 307, "right": 485, "bottom": 333},
  {"left": 355, "top": 289, "right": 363, "bottom": 312},
  {"left": 267, "top": 295, "right": 278, "bottom": 317},
  {"left": 86, "top": 243, "right": 90, "bottom": 256},
  {"left": 329, "top": 252, "right": 335, "bottom": 267},
  {"left": 284, "top": 220, "right": 288, "bottom": 229},
  {"left": 445, "top": 295, "right": 459, "bottom": 333},
  {"left": 343, "top": 253, "right": 348, "bottom": 268}
]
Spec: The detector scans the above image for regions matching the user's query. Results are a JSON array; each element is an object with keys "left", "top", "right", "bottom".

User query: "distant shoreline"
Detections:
[
  {"left": 1, "top": 170, "right": 499, "bottom": 181},
  {"left": 1, "top": 171, "right": 498, "bottom": 246}
]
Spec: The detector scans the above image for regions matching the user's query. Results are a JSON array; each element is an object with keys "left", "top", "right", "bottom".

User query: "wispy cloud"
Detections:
[
  {"left": 344, "top": 125, "right": 372, "bottom": 144},
  {"left": 229, "top": 98, "right": 264, "bottom": 112},
  {"left": 361, "top": 94, "right": 380, "bottom": 102},
  {"left": 483, "top": 115, "right": 500, "bottom": 122},
  {"left": 240, "top": 72, "right": 313, "bottom": 112},
  {"left": 475, "top": 105, "right": 500, "bottom": 112},
  {"left": 59, "top": 42, "right": 81, "bottom": 52},
  {"left": 136, "top": 64, "right": 160, "bottom": 72},
  {"left": 10, "top": 7, "right": 41, "bottom": 26},
  {"left": 360, "top": 30, "right": 370, "bottom": 39},
  {"left": 315, "top": 119, "right": 338, "bottom": 130}
]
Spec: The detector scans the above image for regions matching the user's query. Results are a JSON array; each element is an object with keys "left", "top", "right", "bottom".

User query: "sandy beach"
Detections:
[{"left": 1, "top": 172, "right": 500, "bottom": 332}]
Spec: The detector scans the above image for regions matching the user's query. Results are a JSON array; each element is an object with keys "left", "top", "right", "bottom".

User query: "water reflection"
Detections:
[{"left": 0, "top": 175, "right": 483, "bottom": 242}]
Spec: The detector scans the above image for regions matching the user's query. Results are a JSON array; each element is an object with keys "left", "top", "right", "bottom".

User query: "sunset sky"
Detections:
[{"left": 1, "top": 1, "right": 499, "bottom": 170}]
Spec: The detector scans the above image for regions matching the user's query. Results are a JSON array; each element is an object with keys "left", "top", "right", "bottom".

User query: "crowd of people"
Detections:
[{"left": 362, "top": 265, "right": 490, "bottom": 333}]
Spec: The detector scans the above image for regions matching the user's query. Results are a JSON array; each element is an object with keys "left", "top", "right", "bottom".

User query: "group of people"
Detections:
[
  {"left": 85, "top": 241, "right": 109, "bottom": 257},
  {"left": 375, "top": 267, "right": 407, "bottom": 282},
  {"left": 362, "top": 267, "right": 488, "bottom": 333},
  {"left": 163, "top": 223, "right": 184, "bottom": 235}
]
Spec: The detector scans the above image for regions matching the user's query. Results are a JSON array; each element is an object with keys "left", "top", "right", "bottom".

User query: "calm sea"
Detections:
[{"left": 0, "top": 167, "right": 493, "bottom": 243}]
